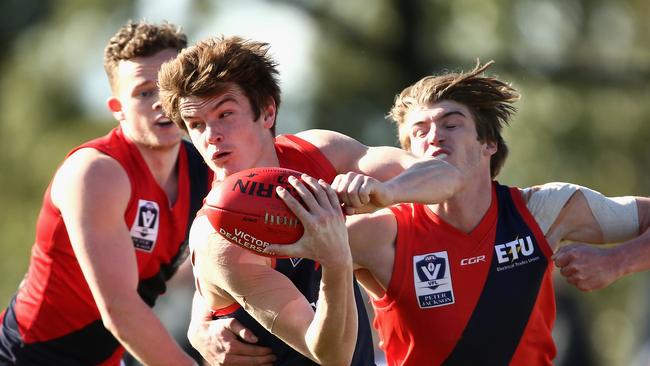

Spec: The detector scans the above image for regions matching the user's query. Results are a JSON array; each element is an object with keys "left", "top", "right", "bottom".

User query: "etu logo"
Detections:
[
  {"left": 415, "top": 255, "right": 446, "bottom": 289},
  {"left": 494, "top": 236, "right": 535, "bottom": 264}
]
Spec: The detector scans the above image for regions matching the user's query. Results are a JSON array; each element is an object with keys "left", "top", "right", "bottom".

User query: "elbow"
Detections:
[
  {"left": 315, "top": 347, "right": 355, "bottom": 366},
  {"left": 97, "top": 299, "right": 129, "bottom": 340}
]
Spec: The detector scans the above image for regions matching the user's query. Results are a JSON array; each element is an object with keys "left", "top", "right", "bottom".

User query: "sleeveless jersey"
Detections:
[
  {"left": 205, "top": 134, "right": 375, "bottom": 366},
  {"left": 373, "top": 182, "right": 556, "bottom": 366},
  {"left": 0, "top": 127, "right": 210, "bottom": 365}
]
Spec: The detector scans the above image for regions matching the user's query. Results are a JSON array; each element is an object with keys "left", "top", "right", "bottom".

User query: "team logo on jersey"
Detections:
[
  {"left": 494, "top": 235, "right": 541, "bottom": 271},
  {"left": 412, "top": 251, "right": 455, "bottom": 309},
  {"left": 289, "top": 258, "right": 303, "bottom": 267},
  {"left": 130, "top": 199, "right": 160, "bottom": 252}
]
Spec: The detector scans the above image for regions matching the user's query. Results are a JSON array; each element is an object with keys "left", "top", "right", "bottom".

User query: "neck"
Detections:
[
  {"left": 135, "top": 142, "right": 181, "bottom": 203},
  {"left": 428, "top": 171, "right": 493, "bottom": 233}
]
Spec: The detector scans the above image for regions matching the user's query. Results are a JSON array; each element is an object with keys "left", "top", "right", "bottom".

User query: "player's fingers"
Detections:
[
  {"left": 224, "top": 319, "right": 259, "bottom": 344},
  {"left": 226, "top": 341, "right": 275, "bottom": 357},
  {"left": 263, "top": 243, "right": 301, "bottom": 257},
  {"left": 559, "top": 265, "right": 577, "bottom": 277},
  {"left": 276, "top": 186, "right": 309, "bottom": 220},
  {"left": 319, "top": 179, "right": 344, "bottom": 214},
  {"left": 301, "top": 174, "right": 330, "bottom": 208},
  {"left": 286, "top": 176, "right": 320, "bottom": 213},
  {"left": 345, "top": 174, "right": 366, "bottom": 208},
  {"left": 222, "top": 353, "right": 276, "bottom": 365}
]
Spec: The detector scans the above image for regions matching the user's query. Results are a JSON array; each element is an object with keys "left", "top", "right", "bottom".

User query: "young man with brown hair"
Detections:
[
  {"left": 158, "top": 36, "right": 463, "bottom": 365},
  {"left": 341, "top": 61, "right": 650, "bottom": 365},
  {"left": 0, "top": 21, "right": 210, "bottom": 365}
]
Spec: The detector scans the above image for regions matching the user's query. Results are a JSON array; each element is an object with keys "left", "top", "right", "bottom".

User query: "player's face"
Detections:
[
  {"left": 404, "top": 100, "right": 495, "bottom": 175},
  {"left": 110, "top": 48, "right": 184, "bottom": 150},
  {"left": 179, "top": 84, "right": 277, "bottom": 179}
]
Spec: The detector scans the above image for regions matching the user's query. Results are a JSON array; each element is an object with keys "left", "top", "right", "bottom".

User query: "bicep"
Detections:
[
  {"left": 527, "top": 183, "right": 640, "bottom": 246},
  {"left": 297, "top": 129, "right": 412, "bottom": 179},
  {"left": 52, "top": 150, "right": 139, "bottom": 308}
]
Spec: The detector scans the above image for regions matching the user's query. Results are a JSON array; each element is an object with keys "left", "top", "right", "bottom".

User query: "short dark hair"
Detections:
[{"left": 104, "top": 20, "right": 187, "bottom": 92}]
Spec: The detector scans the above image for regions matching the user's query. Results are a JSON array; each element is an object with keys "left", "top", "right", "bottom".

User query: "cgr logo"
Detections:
[
  {"left": 460, "top": 255, "right": 486, "bottom": 266},
  {"left": 494, "top": 236, "right": 535, "bottom": 264}
]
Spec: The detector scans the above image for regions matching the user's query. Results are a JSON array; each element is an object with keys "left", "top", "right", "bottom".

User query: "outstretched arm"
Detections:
[
  {"left": 522, "top": 183, "right": 650, "bottom": 291},
  {"left": 551, "top": 196, "right": 650, "bottom": 291},
  {"left": 52, "top": 149, "right": 196, "bottom": 366},
  {"left": 297, "top": 129, "right": 463, "bottom": 212}
]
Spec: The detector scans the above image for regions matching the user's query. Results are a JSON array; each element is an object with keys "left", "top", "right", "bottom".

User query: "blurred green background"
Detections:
[{"left": 0, "top": 0, "right": 648, "bottom": 365}]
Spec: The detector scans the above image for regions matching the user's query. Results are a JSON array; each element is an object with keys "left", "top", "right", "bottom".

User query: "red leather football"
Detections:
[{"left": 203, "top": 167, "right": 305, "bottom": 256}]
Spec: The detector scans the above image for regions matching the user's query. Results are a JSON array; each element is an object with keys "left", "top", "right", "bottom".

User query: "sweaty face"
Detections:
[
  {"left": 179, "top": 84, "right": 277, "bottom": 179},
  {"left": 404, "top": 100, "right": 495, "bottom": 175},
  {"left": 113, "top": 48, "right": 183, "bottom": 150}
]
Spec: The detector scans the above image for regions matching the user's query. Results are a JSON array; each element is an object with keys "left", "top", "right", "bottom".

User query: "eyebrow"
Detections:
[
  {"left": 181, "top": 96, "right": 238, "bottom": 119},
  {"left": 411, "top": 109, "right": 467, "bottom": 127}
]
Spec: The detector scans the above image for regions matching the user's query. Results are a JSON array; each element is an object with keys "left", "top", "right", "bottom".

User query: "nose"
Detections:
[
  {"left": 206, "top": 125, "right": 224, "bottom": 144},
  {"left": 152, "top": 99, "right": 162, "bottom": 110},
  {"left": 427, "top": 123, "right": 444, "bottom": 146}
]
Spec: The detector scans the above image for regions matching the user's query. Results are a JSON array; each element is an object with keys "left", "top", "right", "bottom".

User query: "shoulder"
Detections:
[
  {"left": 295, "top": 129, "right": 366, "bottom": 173},
  {"left": 51, "top": 148, "right": 130, "bottom": 210}
]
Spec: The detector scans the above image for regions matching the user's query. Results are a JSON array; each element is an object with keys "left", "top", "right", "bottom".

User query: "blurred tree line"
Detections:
[{"left": 0, "top": 0, "right": 648, "bottom": 365}]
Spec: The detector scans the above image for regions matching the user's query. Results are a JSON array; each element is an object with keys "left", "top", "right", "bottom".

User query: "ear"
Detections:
[
  {"left": 261, "top": 101, "right": 277, "bottom": 129},
  {"left": 484, "top": 141, "right": 497, "bottom": 156},
  {"left": 106, "top": 96, "right": 125, "bottom": 122}
]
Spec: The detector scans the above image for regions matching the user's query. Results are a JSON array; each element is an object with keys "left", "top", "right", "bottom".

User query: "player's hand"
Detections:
[
  {"left": 552, "top": 244, "right": 624, "bottom": 292},
  {"left": 331, "top": 172, "right": 394, "bottom": 215},
  {"left": 264, "top": 174, "right": 351, "bottom": 268},
  {"left": 188, "top": 317, "right": 275, "bottom": 366}
]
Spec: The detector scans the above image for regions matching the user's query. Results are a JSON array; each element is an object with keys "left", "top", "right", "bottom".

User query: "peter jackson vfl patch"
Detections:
[
  {"left": 413, "top": 251, "right": 455, "bottom": 309},
  {"left": 130, "top": 199, "right": 160, "bottom": 252}
]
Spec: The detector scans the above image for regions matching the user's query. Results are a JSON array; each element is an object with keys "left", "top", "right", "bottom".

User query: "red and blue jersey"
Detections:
[
  {"left": 206, "top": 134, "right": 375, "bottom": 366},
  {"left": 373, "top": 182, "right": 556, "bottom": 366}
]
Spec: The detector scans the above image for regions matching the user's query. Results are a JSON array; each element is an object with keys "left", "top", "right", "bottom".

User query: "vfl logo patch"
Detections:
[
  {"left": 130, "top": 199, "right": 160, "bottom": 252},
  {"left": 494, "top": 235, "right": 541, "bottom": 272},
  {"left": 289, "top": 258, "right": 303, "bottom": 267},
  {"left": 413, "top": 251, "right": 455, "bottom": 309}
]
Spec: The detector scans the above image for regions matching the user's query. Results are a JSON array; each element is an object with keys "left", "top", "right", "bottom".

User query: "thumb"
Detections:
[
  {"left": 263, "top": 242, "right": 301, "bottom": 258},
  {"left": 227, "top": 319, "right": 258, "bottom": 343}
]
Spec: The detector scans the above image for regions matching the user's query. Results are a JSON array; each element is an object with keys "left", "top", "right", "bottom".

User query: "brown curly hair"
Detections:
[
  {"left": 388, "top": 61, "right": 520, "bottom": 178},
  {"left": 104, "top": 20, "right": 187, "bottom": 92},
  {"left": 158, "top": 36, "right": 281, "bottom": 135}
]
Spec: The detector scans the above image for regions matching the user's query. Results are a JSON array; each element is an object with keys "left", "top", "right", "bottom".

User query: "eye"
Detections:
[
  {"left": 137, "top": 89, "right": 156, "bottom": 98},
  {"left": 219, "top": 111, "right": 233, "bottom": 119},
  {"left": 187, "top": 120, "right": 205, "bottom": 130}
]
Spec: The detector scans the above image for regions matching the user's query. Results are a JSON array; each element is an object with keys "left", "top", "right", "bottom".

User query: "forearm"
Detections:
[
  {"left": 306, "top": 263, "right": 357, "bottom": 365},
  {"left": 615, "top": 227, "right": 650, "bottom": 277},
  {"left": 101, "top": 295, "right": 195, "bottom": 366},
  {"left": 386, "top": 158, "right": 462, "bottom": 204}
]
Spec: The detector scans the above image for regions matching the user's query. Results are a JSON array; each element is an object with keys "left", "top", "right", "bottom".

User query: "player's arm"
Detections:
[
  {"left": 187, "top": 290, "right": 275, "bottom": 365},
  {"left": 345, "top": 209, "right": 398, "bottom": 299},
  {"left": 521, "top": 183, "right": 650, "bottom": 290},
  {"left": 296, "top": 129, "right": 462, "bottom": 212},
  {"left": 51, "top": 148, "right": 196, "bottom": 366},
  {"left": 188, "top": 217, "right": 276, "bottom": 365}
]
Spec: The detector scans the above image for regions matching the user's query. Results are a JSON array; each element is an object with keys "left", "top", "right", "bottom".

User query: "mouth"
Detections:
[
  {"left": 211, "top": 150, "right": 232, "bottom": 163},
  {"left": 155, "top": 116, "right": 175, "bottom": 127},
  {"left": 431, "top": 149, "right": 450, "bottom": 158}
]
